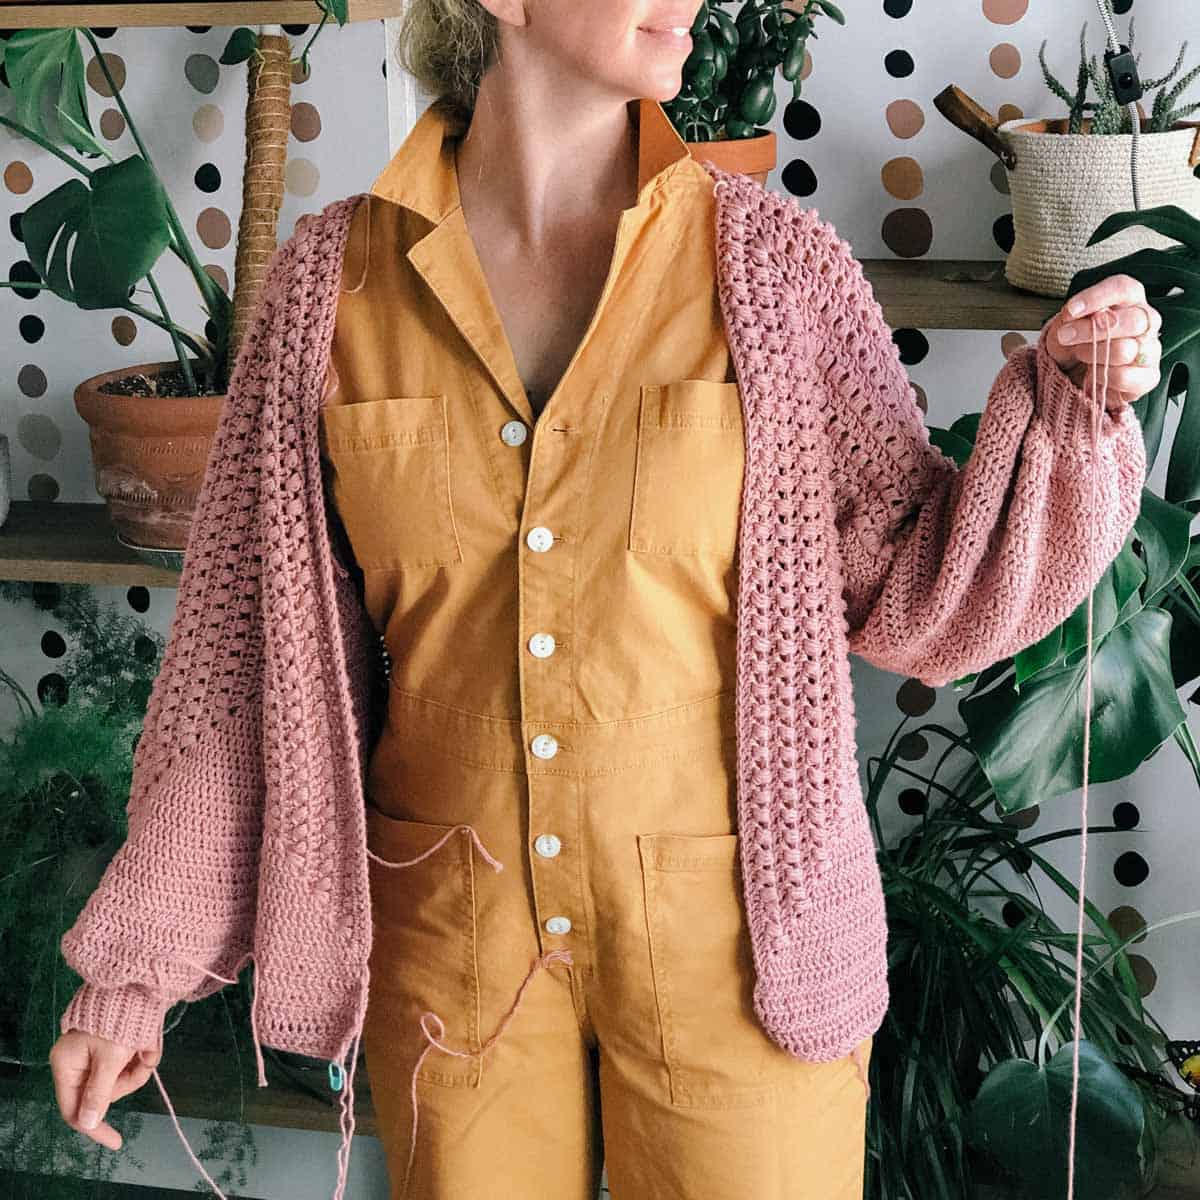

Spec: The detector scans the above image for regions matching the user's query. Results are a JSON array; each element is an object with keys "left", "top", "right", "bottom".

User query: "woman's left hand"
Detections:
[{"left": 1043, "top": 273, "right": 1164, "bottom": 413}]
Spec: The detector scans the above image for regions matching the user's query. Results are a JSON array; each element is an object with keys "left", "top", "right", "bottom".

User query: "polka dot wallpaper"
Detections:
[{"left": 2, "top": 2, "right": 1199, "bottom": 1182}]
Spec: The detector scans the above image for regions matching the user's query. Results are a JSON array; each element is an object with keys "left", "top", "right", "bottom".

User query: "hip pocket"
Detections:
[
  {"left": 637, "top": 831, "right": 805, "bottom": 1108},
  {"left": 319, "top": 394, "right": 462, "bottom": 571},
  {"left": 628, "top": 380, "right": 744, "bottom": 558},
  {"left": 365, "top": 805, "right": 481, "bottom": 1088}
]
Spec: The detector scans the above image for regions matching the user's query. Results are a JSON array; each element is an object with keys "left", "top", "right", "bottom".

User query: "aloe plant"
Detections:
[{"left": 1040, "top": 15, "right": 1200, "bottom": 135}]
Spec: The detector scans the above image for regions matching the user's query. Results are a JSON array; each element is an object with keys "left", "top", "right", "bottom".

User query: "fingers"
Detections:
[
  {"left": 1057, "top": 303, "right": 1159, "bottom": 347},
  {"left": 50, "top": 1034, "right": 136, "bottom": 1152},
  {"left": 1060, "top": 334, "right": 1161, "bottom": 366},
  {"left": 1080, "top": 363, "right": 1162, "bottom": 409},
  {"left": 1065, "top": 272, "right": 1147, "bottom": 319}
]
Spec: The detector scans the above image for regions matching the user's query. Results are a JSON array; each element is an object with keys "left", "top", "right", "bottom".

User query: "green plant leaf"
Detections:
[
  {"left": 961, "top": 608, "right": 1185, "bottom": 812},
  {"left": 1134, "top": 488, "right": 1195, "bottom": 606},
  {"left": 219, "top": 27, "right": 259, "bottom": 66},
  {"left": 20, "top": 156, "right": 173, "bottom": 310},
  {"left": 966, "top": 1040, "right": 1145, "bottom": 1199},
  {"left": 3, "top": 29, "right": 103, "bottom": 159}
]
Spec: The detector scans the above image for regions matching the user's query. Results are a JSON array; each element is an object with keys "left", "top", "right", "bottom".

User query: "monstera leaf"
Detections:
[
  {"left": 966, "top": 1040, "right": 1147, "bottom": 1200},
  {"left": 20, "top": 157, "right": 173, "bottom": 310},
  {"left": 1071, "top": 204, "right": 1200, "bottom": 507},
  {"left": 1, "top": 29, "right": 107, "bottom": 159}
]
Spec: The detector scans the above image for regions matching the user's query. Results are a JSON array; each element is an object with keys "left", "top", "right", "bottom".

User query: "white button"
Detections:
[
  {"left": 500, "top": 419, "right": 528, "bottom": 446},
  {"left": 534, "top": 834, "right": 562, "bottom": 858},
  {"left": 528, "top": 632, "right": 556, "bottom": 658},
  {"left": 545, "top": 915, "right": 572, "bottom": 935},
  {"left": 531, "top": 733, "right": 559, "bottom": 759},
  {"left": 525, "top": 526, "right": 554, "bottom": 553}
]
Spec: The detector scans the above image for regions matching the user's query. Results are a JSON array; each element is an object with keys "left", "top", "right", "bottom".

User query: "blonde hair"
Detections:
[{"left": 391, "top": 0, "right": 501, "bottom": 121}]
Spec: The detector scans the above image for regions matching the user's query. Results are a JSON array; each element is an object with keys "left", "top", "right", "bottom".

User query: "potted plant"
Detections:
[
  {"left": 934, "top": 14, "right": 1200, "bottom": 297},
  {"left": 858, "top": 699, "right": 1200, "bottom": 1200},
  {"left": 653, "top": 0, "right": 845, "bottom": 185},
  {"left": 0, "top": 9, "right": 349, "bottom": 560}
]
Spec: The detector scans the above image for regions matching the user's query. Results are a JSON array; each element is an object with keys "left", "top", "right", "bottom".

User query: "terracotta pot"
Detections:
[
  {"left": 74, "top": 359, "right": 225, "bottom": 554},
  {"left": 638, "top": 97, "right": 778, "bottom": 186}
]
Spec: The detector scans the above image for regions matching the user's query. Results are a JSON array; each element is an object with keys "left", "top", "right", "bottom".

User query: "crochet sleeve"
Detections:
[
  {"left": 803, "top": 213, "right": 1147, "bottom": 689},
  {"left": 56, "top": 251, "right": 289, "bottom": 1052}
]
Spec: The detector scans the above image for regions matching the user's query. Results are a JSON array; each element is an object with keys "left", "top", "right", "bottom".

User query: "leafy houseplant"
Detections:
[
  {"left": 0, "top": 10, "right": 349, "bottom": 556},
  {"left": 860, "top": 699, "right": 1200, "bottom": 1200},
  {"left": 660, "top": 0, "right": 845, "bottom": 184}
]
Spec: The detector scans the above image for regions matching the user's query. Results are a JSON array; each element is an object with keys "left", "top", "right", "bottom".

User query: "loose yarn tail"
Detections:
[{"left": 1066, "top": 306, "right": 1113, "bottom": 1200}]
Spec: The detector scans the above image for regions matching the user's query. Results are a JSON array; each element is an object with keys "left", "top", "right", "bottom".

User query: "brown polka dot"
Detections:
[
  {"left": 886, "top": 99, "right": 925, "bottom": 140},
  {"left": 193, "top": 104, "right": 225, "bottom": 143},
  {"left": 912, "top": 382, "right": 928, "bottom": 415},
  {"left": 86, "top": 52, "right": 126, "bottom": 97},
  {"left": 285, "top": 158, "right": 320, "bottom": 198},
  {"left": 5, "top": 162, "right": 33, "bottom": 195},
  {"left": 203, "top": 263, "right": 230, "bottom": 294},
  {"left": 28, "top": 473, "right": 60, "bottom": 502},
  {"left": 1000, "top": 803, "right": 1039, "bottom": 829},
  {"left": 882, "top": 156, "right": 924, "bottom": 200},
  {"left": 99, "top": 108, "right": 126, "bottom": 140},
  {"left": 882, "top": 208, "right": 933, "bottom": 258},
  {"left": 18, "top": 413, "right": 62, "bottom": 460},
  {"left": 1126, "top": 953, "right": 1157, "bottom": 997},
  {"left": 18, "top": 363, "right": 48, "bottom": 398},
  {"left": 983, "top": 0, "right": 1028, "bottom": 23},
  {"left": 196, "top": 207, "right": 232, "bottom": 250},
  {"left": 112, "top": 315, "right": 138, "bottom": 347},
  {"left": 291, "top": 101, "right": 322, "bottom": 142},
  {"left": 292, "top": 57, "right": 312, "bottom": 85},
  {"left": 1001, "top": 331, "right": 1028, "bottom": 357},
  {"left": 801, "top": 47, "right": 812, "bottom": 82},
  {"left": 897, "top": 677, "right": 936, "bottom": 716},
  {"left": 998, "top": 102, "right": 1024, "bottom": 124},
  {"left": 1108, "top": 905, "right": 1149, "bottom": 945},
  {"left": 990, "top": 42, "right": 1021, "bottom": 79}
]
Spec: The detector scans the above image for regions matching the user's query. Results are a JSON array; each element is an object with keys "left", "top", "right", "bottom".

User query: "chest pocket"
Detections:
[
  {"left": 628, "top": 379, "right": 745, "bottom": 558},
  {"left": 318, "top": 394, "right": 463, "bottom": 571}
]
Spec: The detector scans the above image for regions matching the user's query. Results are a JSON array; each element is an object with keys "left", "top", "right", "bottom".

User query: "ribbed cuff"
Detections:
[
  {"left": 59, "top": 982, "right": 171, "bottom": 1051},
  {"left": 1034, "top": 325, "right": 1113, "bottom": 448}
]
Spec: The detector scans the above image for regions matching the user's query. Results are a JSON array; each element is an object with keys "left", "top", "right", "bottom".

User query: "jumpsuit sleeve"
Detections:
[
  {"left": 56, "top": 244, "right": 292, "bottom": 1052},
  {"left": 801, "top": 211, "right": 1147, "bottom": 689}
]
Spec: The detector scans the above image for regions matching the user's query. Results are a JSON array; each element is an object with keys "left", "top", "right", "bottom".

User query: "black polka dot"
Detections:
[
  {"left": 37, "top": 673, "right": 68, "bottom": 707},
  {"left": 31, "top": 582, "right": 62, "bottom": 610},
  {"left": 87, "top": 27, "right": 117, "bottom": 37},
  {"left": 885, "top": 49, "right": 914, "bottom": 78},
  {"left": 40, "top": 630, "right": 67, "bottom": 659},
  {"left": 1113, "top": 851, "right": 1149, "bottom": 887},
  {"left": 884, "top": 0, "right": 914, "bottom": 17},
  {"left": 126, "top": 586, "right": 151, "bottom": 614},
  {"left": 894, "top": 328, "right": 929, "bottom": 365},
  {"left": 195, "top": 163, "right": 222, "bottom": 194},
  {"left": 1111, "top": 0, "right": 1134, "bottom": 13},
  {"left": 1112, "top": 802, "right": 1140, "bottom": 831},
  {"left": 132, "top": 633, "right": 159, "bottom": 664},
  {"left": 8, "top": 261, "right": 43, "bottom": 301},
  {"left": 10, "top": 211, "right": 23, "bottom": 242},
  {"left": 781, "top": 158, "right": 818, "bottom": 197},
  {"left": 186, "top": 25, "right": 213, "bottom": 33},
  {"left": 897, "top": 787, "right": 928, "bottom": 816},
  {"left": 1002, "top": 899, "right": 1029, "bottom": 927},
  {"left": 782, "top": 98, "right": 822, "bottom": 140},
  {"left": 282, "top": 23, "right": 311, "bottom": 34},
  {"left": 19, "top": 314, "right": 44, "bottom": 344},
  {"left": 993, "top": 213, "right": 1015, "bottom": 254}
]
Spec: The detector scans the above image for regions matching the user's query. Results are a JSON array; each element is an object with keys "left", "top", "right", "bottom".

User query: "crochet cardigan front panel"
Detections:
[{"left": 57, "top": 163, "right": 1146, "bottom": 1072}]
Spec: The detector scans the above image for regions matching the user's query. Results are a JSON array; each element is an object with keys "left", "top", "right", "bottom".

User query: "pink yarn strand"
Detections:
[{"left": 1066, "top": 305, "right": 1112, "bottom": 1199}]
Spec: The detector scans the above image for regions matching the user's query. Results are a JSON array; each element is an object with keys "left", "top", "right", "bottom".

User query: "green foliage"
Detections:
[
  {"left": 667, "top": 0, "right": 845, "bottom": 141},
  {"left": 1039, "top": 15, "right": 1200, "bottom": 135},
  {"left": 860, "top": 711, "right": 1188, "bottom": 1200}
]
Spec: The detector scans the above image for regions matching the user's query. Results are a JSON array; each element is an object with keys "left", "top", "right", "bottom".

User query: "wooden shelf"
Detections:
[
  {"left": 0, "top": 260, "right": 1063, "bottom": 589},
  {"left": 861, "top": 258, "right": 1060, "bottom": 331},
  {"left": 0, "top": 0, "right": 403, "bottom": 29},
  {"left": 0, "top": 1045, "right": 378, "bottom": 1136},
  {"left": 0, "top": 501, "right": 182, "bottom": 587}
]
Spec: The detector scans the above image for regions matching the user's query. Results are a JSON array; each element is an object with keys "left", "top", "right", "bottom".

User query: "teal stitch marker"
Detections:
[{"left": 329, "top": 1060, "right": 345, "bottom": 1092}]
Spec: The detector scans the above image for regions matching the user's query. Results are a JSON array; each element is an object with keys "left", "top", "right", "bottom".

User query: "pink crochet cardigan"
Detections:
[{"left": 57, "top": 162, "right": 1145, "bottom": 1195}]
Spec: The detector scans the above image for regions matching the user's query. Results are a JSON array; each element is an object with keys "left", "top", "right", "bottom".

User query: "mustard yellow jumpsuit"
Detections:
[{"left": 318, "top": 97, "right": 873, "bottom": 1200}]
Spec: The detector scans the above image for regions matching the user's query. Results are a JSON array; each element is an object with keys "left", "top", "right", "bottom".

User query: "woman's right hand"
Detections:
[{"left": 49, "top": 1029, "right": 161, "bottom": 1150}]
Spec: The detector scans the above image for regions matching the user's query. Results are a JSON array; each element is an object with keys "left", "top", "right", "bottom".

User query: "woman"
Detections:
[{"left": 51, "top": 2, "right": 1160, "bottom": 1198}]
